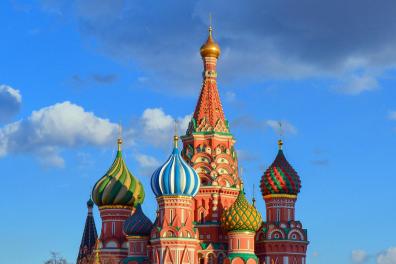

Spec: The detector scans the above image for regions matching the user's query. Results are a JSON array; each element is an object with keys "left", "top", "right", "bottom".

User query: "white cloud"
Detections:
[
  {"left": 0, "top": 101, "right": 118, "bottom": 167},
  {"left": 135, "top": 153, "right": 161, "bottom": 176},
  {"left": 352, "top": 249, "right": 369, "bottom": 264},
  {"left": 136, "top": 154, "right": 160, "bottom": 168},
  {"left": 377, "top": 247, "right": 396, "bottom": 264},
  {"left": 38, "top": 147, "right": 65, "bottom": 168},
  {"left": 266, "top": 120, "right": 297, "bottom": 135},
  {"left": 335, "top": 74, "right": 379, "bottom": 95},
  {"left": 0, "top": 85, "right": 22, "bottom": 122},
  {"left": 41, "top": 0, "right": 396, "bottom": 95},
  {"left": 0, "top": 103, "right": 193, "bottom": 168},
  {"left": 388, "top": 111, "right": 396, "bottom": 120},
  {"left": 140, "top": 108, "right": 191, "bottom": 148}
]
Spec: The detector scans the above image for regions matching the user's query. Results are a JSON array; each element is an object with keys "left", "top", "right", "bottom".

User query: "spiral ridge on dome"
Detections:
[
  {"left": 151, "top": 136, "right": 200, "bottom": 197},
  {"left": 92, "top": 140, "right": 145, "bottom": 207}
]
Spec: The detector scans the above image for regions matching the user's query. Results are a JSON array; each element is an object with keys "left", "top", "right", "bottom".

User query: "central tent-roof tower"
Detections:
[{"left": 181, "top": 25, "right": 241, "bottom": 261}]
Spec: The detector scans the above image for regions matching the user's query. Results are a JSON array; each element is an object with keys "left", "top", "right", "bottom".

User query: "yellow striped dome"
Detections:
[{"left": 92, "top": 138, "right": 144, "bottom": 207}]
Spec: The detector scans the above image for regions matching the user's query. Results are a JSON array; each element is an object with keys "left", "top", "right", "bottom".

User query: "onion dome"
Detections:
[
  {"left": 200, "top": 26, "right": 221, "bottom": 58},
  {"left": 221, "top": 189, "right": 263, "bottom": 232},
  {"left": 151, "top": 135, "right": 200, "bottom": 197},
  {"left": 260, "top": 140, "right": 301, "bottom": 197},
  {"left": 92, "top": 137, "right": 145, "bottom": 207},
  {"left": 123, "top": 204, "right": 153, "bottom": 236}
]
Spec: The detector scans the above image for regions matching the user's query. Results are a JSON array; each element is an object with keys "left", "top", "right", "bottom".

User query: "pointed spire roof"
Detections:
[
  {"left": 189, "top": 27, "right": 229, "bottom": 134},
  {"left": 193, "top": 80, "right": 227, "bottom": 132},
  {"left": 76, "top": 198, "right": 98, "bottom": 264}
]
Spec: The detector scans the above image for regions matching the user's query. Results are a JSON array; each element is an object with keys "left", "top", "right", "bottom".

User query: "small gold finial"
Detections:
[
  {"left": 209, "top": 13, "right": 213, "bottom": 35},
  {"left": 117, "top": 124, "right": 123, "bottom": 151},
  {"left": 200, "top": 14, "right": 221, "bottom": 58},
  {"left": 252, "top": 184, "right": 256, "bottom": 207},
  {"left": 278, "top": 139, "right": 283, "bottom": 150},
  {"left": 173, "top": 120, "right": 179, "bottom": 148}
]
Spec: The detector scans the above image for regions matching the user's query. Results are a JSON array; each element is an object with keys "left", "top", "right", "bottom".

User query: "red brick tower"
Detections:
[
  {"left": 122, "top": 204, "right": 153, "bottom": 263},
  {"left": 256, "top": 140, "right": 308, "bottom": 264},
  {"left": 181, "top": 26, "right": 241, "bottom": 263},
  {"left": 221, "top": 187, "right": 263, "bottom": 264},
  {"left": 91, "top": 136, "right": 145, "bottom": 264},
  {"left": 150, "top": 135, "right": 201, "bottom": 264}
]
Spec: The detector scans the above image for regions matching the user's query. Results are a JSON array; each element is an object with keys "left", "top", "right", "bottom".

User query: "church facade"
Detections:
[{"left": 76, "top": 27, "right": 309, "bottom": 264}]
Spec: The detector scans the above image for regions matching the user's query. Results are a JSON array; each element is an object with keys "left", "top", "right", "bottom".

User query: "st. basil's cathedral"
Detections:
[{"left": 76, "top": 26, "right": 309, "bottom": 264}]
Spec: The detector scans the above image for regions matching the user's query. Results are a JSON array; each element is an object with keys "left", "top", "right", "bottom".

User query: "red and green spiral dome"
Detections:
[{"left": 260, "top": 140, "right": 301, "bottom": 197}]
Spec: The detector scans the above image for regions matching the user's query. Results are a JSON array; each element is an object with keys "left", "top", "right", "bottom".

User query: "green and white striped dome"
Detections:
[{"left": 92, "top": 138, "right": 145, "bottom": 207}]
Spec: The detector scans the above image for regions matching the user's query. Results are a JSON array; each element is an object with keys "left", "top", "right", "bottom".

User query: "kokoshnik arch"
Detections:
[{"left": 76, "top": 26, "right": 309, "bottom": 264}]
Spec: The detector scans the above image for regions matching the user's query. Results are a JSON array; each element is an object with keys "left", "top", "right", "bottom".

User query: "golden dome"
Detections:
[{"left": 200, "top": 26, "right": 221, "bottom": 58}]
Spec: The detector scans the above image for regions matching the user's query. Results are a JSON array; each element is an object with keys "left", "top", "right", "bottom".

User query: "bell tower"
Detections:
[
  {"left": 150, "top": 135, "right": 201, "bottom": 264},
  {"left": 181, "top": 26, "right": 241, "bottom": 262},
  {"left": 256, "top": 140, "right": 309, "bottom": 264}
]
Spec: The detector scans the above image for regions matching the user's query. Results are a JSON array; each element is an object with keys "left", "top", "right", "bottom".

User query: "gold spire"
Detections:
[
  {"left": 117, "top": 124, "right": 123, "bottom": 151},
  {"left": 173, "top": 121, "right": 179, "bottom": 148},
  {"left": 278, "top": 139, "right": 283, "bottom": 150},
  {"left": 200, "top": 16, "right": 221, "bottom": 58}
]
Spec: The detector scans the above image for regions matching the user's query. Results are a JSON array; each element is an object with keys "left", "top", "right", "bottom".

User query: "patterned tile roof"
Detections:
[{"left": 260, "top": 141, "right": 301, "bottom": 196}]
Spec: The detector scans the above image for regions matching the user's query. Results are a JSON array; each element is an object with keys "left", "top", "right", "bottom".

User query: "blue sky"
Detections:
[{"left": 1, "top": 1, "right": 396, "bottom": 263}]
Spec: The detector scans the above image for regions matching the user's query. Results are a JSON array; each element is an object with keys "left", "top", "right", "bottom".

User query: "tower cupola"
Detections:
[
  {"left": 123, "top": 205, "right": 153, "bottom": 237},
  {"left": 260, "top": 140, "right": 301, "bottom": 198},
  {"left": 92, "top": 137, "right": 145, "bottom": 207},
  {"left": 221, "top": 189, "right": 262, "bottom": 232},
  {"left": 200, "top": 26, "right": 221, "bottom": 58},
  {"left": 151, "top": 135, "right": 200, "bottom": 197}
]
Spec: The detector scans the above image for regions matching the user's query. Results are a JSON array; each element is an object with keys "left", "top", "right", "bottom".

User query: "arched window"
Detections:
[
  {"left": 170, "top": 209, "right": 173, "bottom": 224},
  {"left": 198, "top": 253, "right": 204, "bottom": 264},
  {"left": 200, "top": 212, "right": 205, "bottom": 223},
  {"left": 112, "top": 222, "right": 115, "bottom": 235},
  {"left": 207, "top": 254, "right": 214, "bottom": 264},
  {"left": 218, "top": 254, "right": 225, "bottom": 264}
]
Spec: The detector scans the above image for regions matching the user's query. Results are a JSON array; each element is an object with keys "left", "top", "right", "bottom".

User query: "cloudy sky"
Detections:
[{"left": 1, "top": 1, "right": 396, "bottom": 263}]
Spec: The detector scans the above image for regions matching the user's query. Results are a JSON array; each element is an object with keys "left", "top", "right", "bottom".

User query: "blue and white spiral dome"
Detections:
[{"left": 151, "top": 136, "right": 200, "bottom": 197}]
